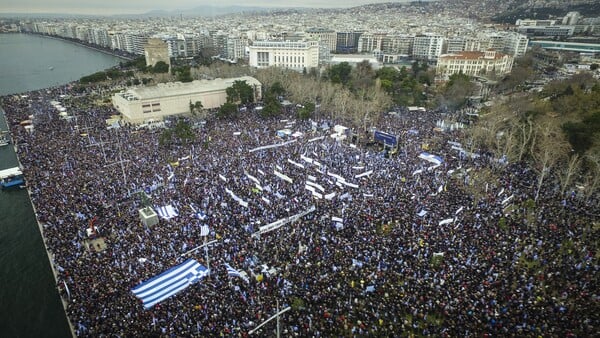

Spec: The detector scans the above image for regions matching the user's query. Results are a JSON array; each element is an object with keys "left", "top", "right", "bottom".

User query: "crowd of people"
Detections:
[{"left": 2, "top": 82, "right": 598, "bottom": 337}]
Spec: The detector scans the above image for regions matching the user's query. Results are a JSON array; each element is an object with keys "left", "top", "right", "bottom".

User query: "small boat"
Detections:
[{"left": 49, "top": 66, "right": 54, "bottom": 70}]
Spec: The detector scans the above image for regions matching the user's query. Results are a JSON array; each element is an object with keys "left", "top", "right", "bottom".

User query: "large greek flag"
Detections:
[{"left": 132, "top": 259, "right": 208, "bottom": 309}]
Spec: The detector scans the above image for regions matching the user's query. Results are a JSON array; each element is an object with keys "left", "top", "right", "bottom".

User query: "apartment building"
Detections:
[
  {"left": 357, "top": 32, "right": 387, "bottom": 53},
  {"left": 413, "top": 34, "right": 446, "bottom": 61},
  {"left": 305, "top": 28, "right": 337, "bottom": 53},
  {"left": 336, "top": 31, "right": 363, "bottom": 53}
]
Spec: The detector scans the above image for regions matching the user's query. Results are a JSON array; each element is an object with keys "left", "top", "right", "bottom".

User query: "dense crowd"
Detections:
[{"left": 2, "top": 83, "right": 598, "bottom": 337}]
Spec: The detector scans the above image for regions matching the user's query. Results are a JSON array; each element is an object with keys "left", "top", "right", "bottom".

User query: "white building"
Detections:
[
  {"left": 329, "top": 54, "right": 380, "bottom": 69},
  {"left": 226, "top": 36, "right": 249, "bottom": 61},
  {"left": 305, "top": 28, "right": 337, "bottom": 53},
  {"left": 412, "top": 34, "right": 445, "bottom": 61},
  {"left": 248, "top": 40, "right": 319, "bottom": 72},
  {"left": 357, "top": 32, "right": 387, "bottom": 53},
  {"left": 436, "top": 50, "right": 514, "bottom": 81},
  {"left": 112, "top": 76, "right": 262, "bottom": 124},
  {"left": 502, "top": 32, "right": 529, "bottom": 58}
]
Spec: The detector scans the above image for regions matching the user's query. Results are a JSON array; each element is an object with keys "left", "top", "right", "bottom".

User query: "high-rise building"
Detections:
[
  {"left": 562, "top": 12, "right": 581, "bottom": 26},
  {"left": 336, "top": 31, "right": 363, "bottom": 53},
  {"left": 357, "top": 32, "right": 387, "bottom": 53},
  {"left": 305, "top": 28, "right": 337, "bottom": 53},
  {"left": 412, "top": 34, "right": 445, "bottom": 61}
]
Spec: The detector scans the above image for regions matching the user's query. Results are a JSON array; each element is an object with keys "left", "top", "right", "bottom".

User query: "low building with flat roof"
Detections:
[{"left": 112, "top": 76, "right": 261, "bottom": 124}]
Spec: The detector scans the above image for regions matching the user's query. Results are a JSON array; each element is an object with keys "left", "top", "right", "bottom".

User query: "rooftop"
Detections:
[
  {"left": 118, "top": 76, "right": 260, "bottom": 101},
  {"left": 439, "top": 50, "right": 509, "bottom": 60}
]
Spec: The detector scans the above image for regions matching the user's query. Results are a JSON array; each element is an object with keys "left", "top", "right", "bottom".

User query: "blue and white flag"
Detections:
[
  {"left": 224, "top": 263, "right": 249, "bottom": 283},
  {"left": 196, "top": 211, "right": 208, "bottom": 221},
  {"left": 131, "top": 259, "right": 208, "bottom": 309},
  {"left": 155, "top": 204, "right": 178, "bottom": 220},
  {"left": 352, "top": 259, "right": 363, "bottom": 268},
  {"left": 199, "top": 225, "right": 210, "bottom": 237}
]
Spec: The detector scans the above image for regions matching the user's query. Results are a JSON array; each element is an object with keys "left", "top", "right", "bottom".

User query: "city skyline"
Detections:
[{"left": 1, "top": 0, "right": 426, "bottom": 15}]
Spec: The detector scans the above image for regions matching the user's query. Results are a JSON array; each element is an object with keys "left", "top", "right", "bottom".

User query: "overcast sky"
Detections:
[{"left": 1, "top": 0, "right": 417, "bottom": 15}]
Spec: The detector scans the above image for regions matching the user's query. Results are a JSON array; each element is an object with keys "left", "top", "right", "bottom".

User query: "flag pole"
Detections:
[
  {"left": 276, "top": 299, "right": 280, "bottom": 338},
  {"left": 180, "top": 239, "right": 217, "bottom": 258},
  {"left": 248, "top": 302, "right": 291, "bottom": 335},
  {"left": 204, "top": 236, "right": 210, "bottom": 275}
]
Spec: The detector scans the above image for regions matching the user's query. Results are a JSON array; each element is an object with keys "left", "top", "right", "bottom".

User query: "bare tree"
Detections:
[
  {"left": 558, "top": 154, "right": 581, "bottom": 195},
  {"left": 531, "top": 121, "right": 569, "bottom": 201}
]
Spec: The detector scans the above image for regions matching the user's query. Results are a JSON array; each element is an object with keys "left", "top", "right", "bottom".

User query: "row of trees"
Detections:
[
  {"left": 80, "top": 68, "right": 134, "bottom": 84},
  {"left": 469, "top": 73, "right": 600, "bottom": 198}
]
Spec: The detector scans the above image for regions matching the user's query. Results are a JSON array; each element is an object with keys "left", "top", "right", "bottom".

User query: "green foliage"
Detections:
[
  {"left": 328, "top": 62, "right": 352, "bottom": 86},
  {"left": 290, "top": 297, "right": 305, "bottom": 311},
  {"left": 151, "top": 61, "right": 170, "bottom": 74},
  {"left": 297, "top": 101, "right": 315, "bottom": 120},
  {"left": 411, "top": 61, "right": 428, "bottom": 77},
  {"left": 591, "top": 63, "right": 599, "bottom": 71},
  {"left": 563, "top": 112, "right": 600, "bottom": 154},
  {"left": 123, "top": 56, "right": 148, "bottom": 71},
  {"left": 375, "top": 66, "right": 427, "bottom": 106},
  {"left": 226, "top": 80, "right": 255, "bottom": 104},
  {"left": 438, "top": 73, "right": 475, "bottom": 110},
  {"left": 430, "top": 254, "right": 444, "bottom": 269},
  {"left": 189, "top": 100, "right": 203, "bottom": 116},
  {"left": 259, "top": 93, "right": 282, "bottom": 118},
  {"left": 158, "top": 129, "right": 173, "bottom": 146},
  {"left": 523, "top": 199, "right": 536, "bottom": 210},
  {"left": 80, "top": 71, "right": 108, "bottom": 84},
  {"left": 174, "top": 120, "right": 195, "bottom": 144},
  {"left": 268, "top": 81, "right": 286, "bottom": 97},
  {"left": 216, "top": 102, "right": 239, "bottom": 119},
  {"left": 193, "top": 47, "right": 217, "bottom": 66},
  {"left": 538, "top": 74, "right": 600, "bottom": 154},
  {"left": 105, "top": 68, "right": 124, "bottom": 79},
  {"left": 498, "top": 217, "right": 508, "bottom": 231},
  {"left": 173, "top": 66, "right": 193, "bottom": 82},
  {"left": 352, "top": 60, "right": 376, "bottom": 92}
]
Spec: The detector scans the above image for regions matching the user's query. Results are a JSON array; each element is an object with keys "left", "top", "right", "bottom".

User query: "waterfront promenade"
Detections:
[{"left": 1, "top": 81, "right": 598, "bottom": 337}]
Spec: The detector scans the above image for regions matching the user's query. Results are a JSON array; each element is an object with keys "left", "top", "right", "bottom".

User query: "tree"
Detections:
[
  {"left": 216, "top": 102, "right": 238, "bottom": 119},
  {"left": 352, "top": 60, "right": 376, "bottom": 92},
  {"left": 259, "top": 93, "right": 282, "bottom": 118},
  {"left": 174, "top": 120, "right": 195, "bottom": 144},
  {"left": 532, "top": 121, "right": 569, "bottom": 201},
  {"left": 189, "top": 100, "right": 204, "bottom": 117},
  {"left": 151, "top": 61, "right": 170, "bottom": 73},
  {"left": 173, "top": 66, "right": 193, "bottom": 82},
  {"left": 226, "top": 80, "right": 254, "bottom": 104},
  {"left": 297, "top": 101, "right": 315, "bottom": 120},
  {"left": 328, "top": 62, "right": 352, "bottom": 86},
  {"left": 159, "top": 129, "right": 173, "bottom": 147},
  {"left": 558, "top": 154, "right": 581, "bottom": 195},
  {"left": 438, "top": 73, "right": 475, "bottom": 110},
  {"left": 269, "top": 81, "right": 286, "bottom": 97},
  {"left": 590, "top": 63, "right": 599, "bottom": 71}
]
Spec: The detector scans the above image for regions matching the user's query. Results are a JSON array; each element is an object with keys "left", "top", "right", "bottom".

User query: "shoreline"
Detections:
[
  {"left": 0, "top": 106, "right": 76, "bottom": 338},
  {"left": 18, "top": 32, "right": 135, "bottom": 61}
]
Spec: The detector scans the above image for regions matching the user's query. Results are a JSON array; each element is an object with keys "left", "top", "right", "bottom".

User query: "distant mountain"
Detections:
[{"left": 137, "top": 5, "right": 275, "bottom": 18}]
